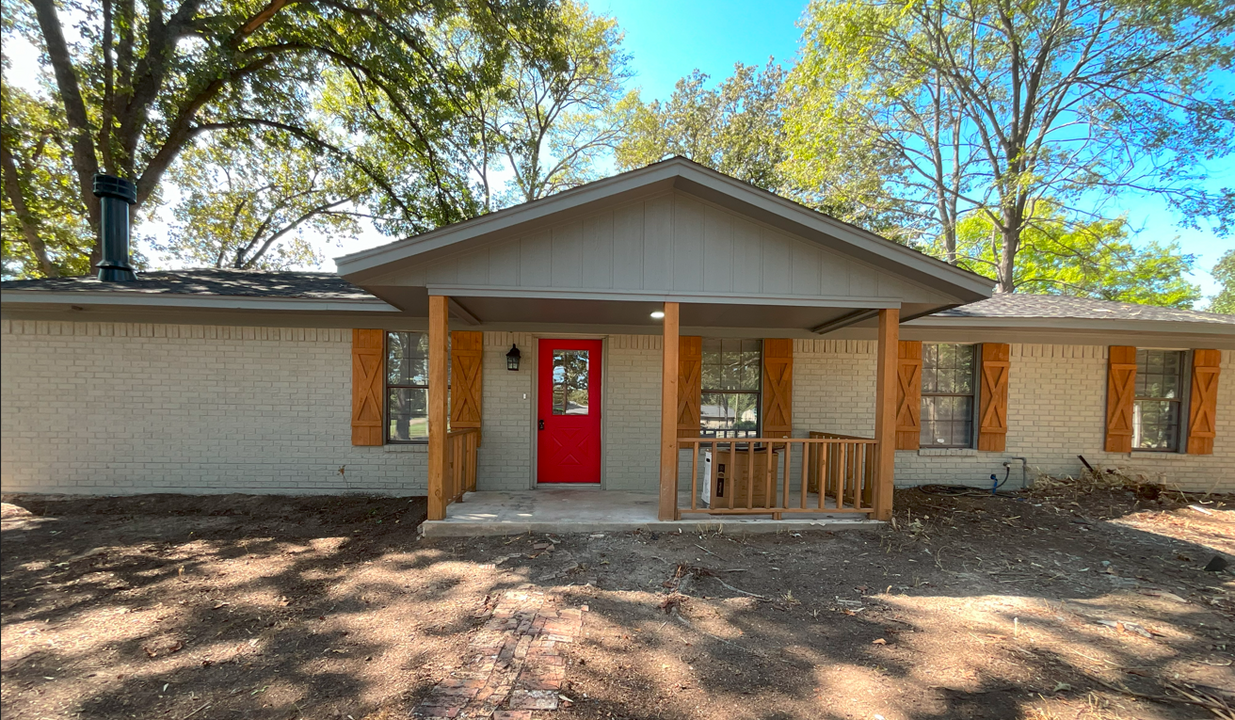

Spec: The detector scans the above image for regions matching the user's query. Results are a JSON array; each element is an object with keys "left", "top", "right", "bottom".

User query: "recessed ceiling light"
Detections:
[{"left": 650, "top": 310, "right": 665, "bottom": 319}]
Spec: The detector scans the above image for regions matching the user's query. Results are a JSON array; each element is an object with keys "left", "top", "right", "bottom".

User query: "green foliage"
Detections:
[
  {"left": 1, "top": 81, "right": 92, "bottom": 277},
  {"left": 1, "top": 0, "right": 574, "bottom": 277},
  {"left": 785, "top": 0, "right": 1234, "bottom": 292},
  {"left": 1210, "top": 250, "right": 1235, "bottom": 314},
  {"left": 157, "top": 131, "right": 360, "bottom": 270},
  {"left": 614, "top": 62, "right": 787, "bottom": 190},
  {"left": 950, "top": 209, "right": 1202, "bottom": 308},
  {"left": 323, "top": 0, "right": 631, "bottom": 236}
]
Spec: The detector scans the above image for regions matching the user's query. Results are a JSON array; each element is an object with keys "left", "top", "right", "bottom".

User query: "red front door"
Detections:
[{"left": 537, "top": 339, "right": 602, "bottom": 484}]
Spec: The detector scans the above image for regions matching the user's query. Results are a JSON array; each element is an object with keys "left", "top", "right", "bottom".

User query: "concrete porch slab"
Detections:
[{"left": 419, "top": 489, "right": 883, "bottom": 537}]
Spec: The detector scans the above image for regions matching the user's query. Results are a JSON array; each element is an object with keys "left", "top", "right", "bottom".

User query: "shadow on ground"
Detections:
[{"left": 1, "top": 486, "right": 1231, "bottom": 720}]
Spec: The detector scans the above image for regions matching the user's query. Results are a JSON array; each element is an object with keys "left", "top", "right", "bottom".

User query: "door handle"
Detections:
[{"left": 538, "top": 419, "right": 545, "bottom": 431}]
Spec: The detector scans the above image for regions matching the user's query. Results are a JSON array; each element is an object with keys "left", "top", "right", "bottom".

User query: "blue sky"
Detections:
[{"left": 594, "top": 0, "right": 1231, "bottom": 300}]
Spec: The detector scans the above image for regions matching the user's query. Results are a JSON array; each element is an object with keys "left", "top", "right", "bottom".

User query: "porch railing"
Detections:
[
  {"left": 445, "top": 428, "right": 479, "bottom": 506},
  {"left": 677, "top": 433, "right": 877, "bottom": 518}
]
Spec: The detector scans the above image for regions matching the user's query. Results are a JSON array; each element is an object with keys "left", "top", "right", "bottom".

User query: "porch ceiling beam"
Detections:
[
  {"left": 448, "top": 297, "right": 481, "bottom": 326},
  {"left": 424, "top": 285, "right": 901, "bottom": 309},
  {"left": 810, "top": 309, "right": 881, "bottom": 335}
]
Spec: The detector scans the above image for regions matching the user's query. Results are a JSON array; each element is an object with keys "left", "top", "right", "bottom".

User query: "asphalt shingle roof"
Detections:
[
  {"left": 934, "top": 293, "right": 1235, "bottom": 325},
  {"left": 0, "top": 268, "right": 376, "bottom": 301},
  {"left": 4, "top": 269, "right": 1233, "bottom": 327}
]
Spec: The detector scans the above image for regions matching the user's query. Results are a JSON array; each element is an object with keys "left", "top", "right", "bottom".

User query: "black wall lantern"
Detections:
[{"left": 505, "top": 344, "right": 521, "bottom": 371}]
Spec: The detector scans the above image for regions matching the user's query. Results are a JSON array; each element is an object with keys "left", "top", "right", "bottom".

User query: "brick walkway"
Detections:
[{"left": 412, "top": 587, "right": 586, "bottom": 719}]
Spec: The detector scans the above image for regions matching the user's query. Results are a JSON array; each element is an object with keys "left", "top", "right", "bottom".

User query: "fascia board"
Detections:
[{"left": 0, "top": 290, "right": 401, "bottom": 313}]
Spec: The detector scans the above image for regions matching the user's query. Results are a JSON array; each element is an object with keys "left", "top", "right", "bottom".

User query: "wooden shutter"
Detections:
[
  {"left": 978, "top": 343, "right": 1011, "bottom": 452},
  {"left": 895, "top": 341, "right": 922, "bottom": 450},
  {"left": 450, "top": 331, "right": 483, "bottom": 442},
  {"left": 677, "top": 336, "right": 702, "bottom": 438},
  {"left": 351, "top": 329, "right": 385, "bottom": 446},
  {"left": 1186, "top": 349, "right": 1221, "bottom": 455},
  {"left": 762, "top": 339, "right": 793, "bottom": 438},
  {"left": 1105, "top": 346, "right": 1137, "bottom": 453}
]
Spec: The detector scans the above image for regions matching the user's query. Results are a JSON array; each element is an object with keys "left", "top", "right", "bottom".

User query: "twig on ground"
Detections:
[
  {"left": 179, "top": 702, "right": 211, "bottom": 720},
  {"left": 706, "top": 575, "right": 770, "bottom": 600}
]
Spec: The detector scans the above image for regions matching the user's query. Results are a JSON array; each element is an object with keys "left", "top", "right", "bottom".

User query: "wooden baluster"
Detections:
[
  {"left": 817, "top": 442, "right": 826, "bottom": 509},
  {"left": 800, "top": 442, "right": 809, "bottom": 510},
  {"left": 780, "top": 441, "right": 790, "bottom": 517},
  {"left": 764, "top": 443, "right": 774, "bottom": 512},
  {"left": 847, "top": 442, "right": 856, "bottom": 509},
  {"left": 839, "top": 441, "right": 847, "bottom": 509},
  {"left": 741, "top": 442, "right": 750, "bottom": 508}
]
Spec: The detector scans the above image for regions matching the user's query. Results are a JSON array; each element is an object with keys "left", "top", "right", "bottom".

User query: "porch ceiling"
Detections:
[{"left": 373, "top": 286, "right": 938, "bottom": 333}]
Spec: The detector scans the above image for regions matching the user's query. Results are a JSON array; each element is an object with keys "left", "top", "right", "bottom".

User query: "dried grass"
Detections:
[{"left": 1029, "top": 468, "right": 1167, "bottom": 502}]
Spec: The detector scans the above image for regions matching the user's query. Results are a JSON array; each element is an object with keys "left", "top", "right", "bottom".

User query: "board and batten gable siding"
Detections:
[{"left": 368, "top": 191, "right": 956, "bottom": 304}]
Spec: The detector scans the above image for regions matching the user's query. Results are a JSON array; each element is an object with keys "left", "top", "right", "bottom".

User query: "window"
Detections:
[
  {"left": 920, "top": 343, "right": 977, "bottom": 448},
  {"left": 700, "top": 338, "right": 761, "bottom": 438},
  {"left": 551, "top": 350, "right": 590, "bottom": 415},
  {"left": 1133, "top": 349, "right": 1184, "bottom": 452},
  {"left": 386, "top": 331, "right": 429, "bottom": 442}
]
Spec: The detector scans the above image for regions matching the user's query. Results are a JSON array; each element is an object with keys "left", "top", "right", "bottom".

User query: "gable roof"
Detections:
[{"left": 333, "top": 156, "right": 994, "bottom": 304}]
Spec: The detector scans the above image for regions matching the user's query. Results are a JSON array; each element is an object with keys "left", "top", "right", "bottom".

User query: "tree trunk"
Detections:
[
  {"left": 0, "top": 144, "right": 59, "bottom": 277},
  {"left": 997, "top": 213, "right": 1020, "bottom": 294}
]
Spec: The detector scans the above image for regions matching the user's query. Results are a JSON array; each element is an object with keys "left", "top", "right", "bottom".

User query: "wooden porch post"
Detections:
[
  {"left": 659, "top": 302, "right": 680, "bottom": 521},
  {"left": 427, "top": 295, "right": 449, "bottom": 521},
  {"left": 872, "top": 307, "right": 899, "bottom": 521}
]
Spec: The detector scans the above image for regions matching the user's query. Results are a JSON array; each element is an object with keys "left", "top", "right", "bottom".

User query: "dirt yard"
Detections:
[{"left": 2, "top": 479, "right": 1232, "bottom": 720}]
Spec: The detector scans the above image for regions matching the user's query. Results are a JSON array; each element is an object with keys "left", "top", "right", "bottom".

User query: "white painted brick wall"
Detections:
[
  {"left": 791, "top": 341, "right": 1234, "bottom": 493},
  {"left": 4, "top": 322, "right": 1229, "bottom": 497},
  {"left": 603, "top": 335, "right": 662, "bottom": 491},
  {"left": 1, "top": 320, "right": 425, "bottom": 495},
  {"left": 476, "top": 332, "right": 535, "bottom": 490}
]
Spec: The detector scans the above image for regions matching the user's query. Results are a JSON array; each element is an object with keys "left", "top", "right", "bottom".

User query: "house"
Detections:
[{"left": 2, "top": 158, "right": 1231, "bottom": 533}]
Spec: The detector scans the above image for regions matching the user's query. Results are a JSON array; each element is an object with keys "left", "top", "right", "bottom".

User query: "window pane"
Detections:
[
  {"left": 387, "top": 332, "right": 429, "bottom": 386},
  {"left": 387, "top": 388, "right": 428, "bottom": 442},
  {"left": 701, "top": 392, "right": 760, "bottom": 438},
  {"left": 920, "top": 395, "right": 974, "bottom": 447},
  {"left": 552, "top": 350, "right": 589, "bottom": 415},
  {"left": 1133, "top": 399, "right": 1180, "bottom": 451}
]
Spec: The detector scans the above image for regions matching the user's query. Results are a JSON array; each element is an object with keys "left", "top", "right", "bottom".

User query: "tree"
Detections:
[
  {"left": 494, "top": 0, "right": 632, "bottom": 205},
  {"left": 1, "top": 80, "right": 92, "bottom": 277},
  {"left": 950, "top": 207, "right": 1202, "bottom": 308},
  {"left": 156, "top": 131, "right": 360, "bottom": 270},
  {"left": 1210, "top": 249, "right": 1235, "bottom": 314},
  {"left": 331, "top": 0, "right": 630, "bottom": 231},
  {"left": 614, "top": 62, "right": 788, "bottom": 191},
  {"left": 786, "top": 0, "right": 1234, "bottom": 292},
  {"left": 3, "top": 0, "right": 559, "bottom": 276}
]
